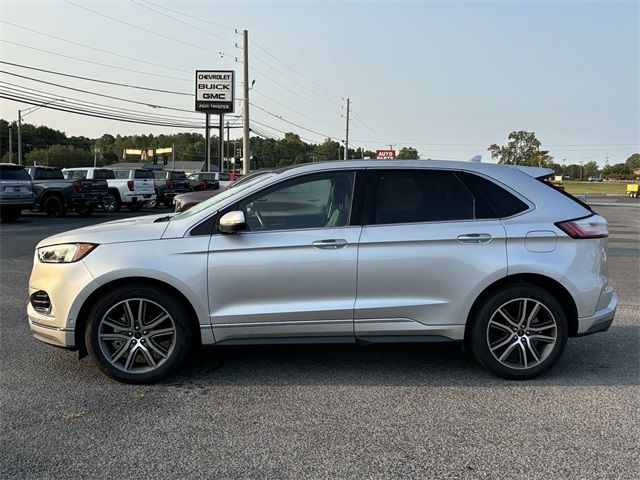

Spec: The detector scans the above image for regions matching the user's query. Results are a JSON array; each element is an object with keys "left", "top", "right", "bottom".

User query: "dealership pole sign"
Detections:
[{"left": 195, "top": 70, "right": 235, "bottom": 113}]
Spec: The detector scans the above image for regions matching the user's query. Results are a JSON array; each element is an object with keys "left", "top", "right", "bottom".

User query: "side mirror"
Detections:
[{"left": 219, "top": 210, "right": 247, "bottom": 234}]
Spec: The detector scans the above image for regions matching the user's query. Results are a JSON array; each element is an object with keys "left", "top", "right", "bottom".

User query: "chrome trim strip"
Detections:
[
  {"left": 31, "top": 321, "right": 74, "bottom": 333},
  {"left": 213, "top": 319, "right": 353, "bottom": 328},
  {"left": 356, "top": 318, "right": 415, "bottom": 324}
]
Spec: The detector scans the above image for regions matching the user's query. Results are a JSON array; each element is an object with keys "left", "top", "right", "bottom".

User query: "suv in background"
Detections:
[
  {"left": 25, "top": 166, "right": 108, "bottom": 217},
  {"left": 0, "top": 163, "right": 35, "bottom": 222},
  {"left": 152, "top": 170, "right": 191, "bottom": 208},
  {"left": 186, "top": 172, "right": 220, "bottom": 191}
]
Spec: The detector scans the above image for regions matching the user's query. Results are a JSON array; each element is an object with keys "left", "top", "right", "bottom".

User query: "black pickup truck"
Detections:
[
  {"left": 25, "top": 166, "right": 109, "bottom": 217},
  {"left": 152, "top": 170, "right": 192, "bottom": 208}
]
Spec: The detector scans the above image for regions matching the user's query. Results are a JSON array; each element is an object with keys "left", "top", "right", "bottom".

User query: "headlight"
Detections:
[{"left": 37, "top": 243, "right": 98, "bottom": 263}]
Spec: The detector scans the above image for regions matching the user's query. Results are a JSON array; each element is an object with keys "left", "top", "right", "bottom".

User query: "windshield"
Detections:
[{"left": 172, "top": 171, "right": 277, "bottom": 220}]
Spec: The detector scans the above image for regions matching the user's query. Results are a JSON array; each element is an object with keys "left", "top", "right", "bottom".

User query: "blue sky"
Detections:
[{"left": 1, "top": 0, "right": 638, "bottom": 165}]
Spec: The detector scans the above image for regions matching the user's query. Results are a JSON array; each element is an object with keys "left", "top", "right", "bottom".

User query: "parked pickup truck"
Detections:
[
  {"left": 25, "top": 166, "right": 108, "bottom": 217},
  {"left": 64, "top": 167, "right": 156, "bottom": 213},
  {"left": 152, "top": 170, "right": 191, "bottom": 208}
]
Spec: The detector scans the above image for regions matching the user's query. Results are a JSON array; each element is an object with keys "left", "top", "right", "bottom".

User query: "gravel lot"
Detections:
[{"left": 1, "top": 200, "right": 638, "bottom": 479}]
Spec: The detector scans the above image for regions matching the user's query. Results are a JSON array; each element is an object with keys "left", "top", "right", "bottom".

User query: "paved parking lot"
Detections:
[{"left": 1, "top": 202, "right": 638, "bottom": 479}]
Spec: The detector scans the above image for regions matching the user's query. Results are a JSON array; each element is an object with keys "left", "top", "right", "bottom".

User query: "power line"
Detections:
[
  {"left": 62, "top": 0, "right": 237, "bottom": 61},
  {"left": 130, "top": 0, "right": 236, "bottom": 46},
  {"left": 137, "top": 0, "right": 237, "bottom": 31},
  {"left": 249, "top": 102, "right": 339, "bottom": 141},
  {"left": 0, "top": 82, "right": 207, "bottom": 123},
  {"left": 0, "top": 69, "right": 198, "bottom": 114},
  {"left": 0, "top": 40, "right": 190, "bottom": 82},
  {"left": 0, "top": 20, "right": 192, "bottom": 75},
  {"left": 0, "top": 61, "right": 193, "bottom": 96},
  {"left": 0, "top": 91, "right": 205, "bottom": 129}
]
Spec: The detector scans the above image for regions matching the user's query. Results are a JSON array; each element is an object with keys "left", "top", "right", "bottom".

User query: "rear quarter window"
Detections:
[
  {"left": 459, "top": 172, "right": 529, "bottom": 218},
  {"left": 94, "top": 169, "right": 115, "bottom": 179}
]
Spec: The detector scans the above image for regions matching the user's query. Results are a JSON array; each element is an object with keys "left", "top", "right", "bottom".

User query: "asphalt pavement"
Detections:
[{"left": 1, "top": 204, "right": 638, "bottom": 479}]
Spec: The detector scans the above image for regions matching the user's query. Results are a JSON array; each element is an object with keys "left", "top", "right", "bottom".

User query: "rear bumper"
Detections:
[{"left": 576, "top": 292, "right": 617, "bottom": 336}]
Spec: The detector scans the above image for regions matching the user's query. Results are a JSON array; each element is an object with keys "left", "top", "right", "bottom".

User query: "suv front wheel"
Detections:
[
  {"left": 469, "top": 284, "right": 568, "bottom": 379},
  {"left": 85, "top": 284, "right": 193, "bottom": 383}
]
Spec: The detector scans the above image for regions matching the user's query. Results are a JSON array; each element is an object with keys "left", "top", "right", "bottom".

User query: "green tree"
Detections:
[
  {"left": 583, "top": 161, "right": 599, "bottom": 178},
  {"left": 313, "top": 138, "right": 341, "bottom": 162},
  {"left": 488, "top": 131, "right": 553, "bottom": 166},
  {"left": 25, "top": 144, "right": 92, "bottom": 168},
  {"left": 625, "top": 153, "right": 640, "bottom": 170},
  {"left": 396, "top": 147, "right": 419, "bottom": 159}
]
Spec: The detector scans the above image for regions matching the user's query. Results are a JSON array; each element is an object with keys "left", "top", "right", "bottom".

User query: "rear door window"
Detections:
[
  {"left": 365, "top": 170, "right": 474, "bottom": 225},
  {"left": 94, "top": 169, "right": 115, "bottom": 179},
  {"left": 134, "top": 170, "right": 154, "bottom": 179}
]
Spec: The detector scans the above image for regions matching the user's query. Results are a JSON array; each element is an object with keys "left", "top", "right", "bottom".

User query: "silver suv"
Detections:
[{"left": 27, "top": 160, "right": 616, "bottom": 383}]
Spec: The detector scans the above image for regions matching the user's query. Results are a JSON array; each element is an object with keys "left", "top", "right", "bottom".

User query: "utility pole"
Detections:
[
  {"left": 17, "top": 110, "right": 22, "bottom": 165},
  {"left": 225, "top": 121, "right": 230, "bottom": 172},
  {"left": 219, "top": 113, "right": 224, "bottom": 172},
  {"left": 171, "top": 143, "right": 175, "bottom": 170},
  {"left": 344, "top": 98, "right": 350, "bottom": 160},
  {"left": 242, "top": 29, "right": 250, "bottom": 175},
  {"left": 205, "top": 114, "right": 211, "bottom": 172},
  {"left": 8, "top": 126, "right": 13, "bottom": 163}
]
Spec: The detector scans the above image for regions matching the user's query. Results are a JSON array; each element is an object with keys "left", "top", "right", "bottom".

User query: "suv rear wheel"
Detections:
[
  {"left": 85, "top": 284, "right": 193, "bottom": 384},
  {"left": 469, "top": 284, "right": 568, "bottom": 379}
]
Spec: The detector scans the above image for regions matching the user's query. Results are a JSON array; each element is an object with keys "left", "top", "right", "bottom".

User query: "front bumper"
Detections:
[
  {"left": 576, "top": 292, "right": 617, "bottom": 336},
  {"left": 27, "top": 258, "right": 97, "bottom": 348}
]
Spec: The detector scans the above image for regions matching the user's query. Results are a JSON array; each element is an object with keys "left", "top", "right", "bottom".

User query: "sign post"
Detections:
[{"left": 195, "top": 70, "right": 235, "bottom": 172}]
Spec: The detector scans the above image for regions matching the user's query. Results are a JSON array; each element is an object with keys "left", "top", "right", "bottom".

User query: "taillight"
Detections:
[
  {"left": 166, "top": 180, "right": 173, "bottom": 189},
  {"left": 73, "top": 181, "right": 82, "bottom": 193},
  {"left": 127, "top": 180, "right": 134, "bottom": 191},
  {"left": 556, "top": 214, "right": 608, "bottom": 239},
  {"left": 200, "top": 181, "right": 206, "bottom": 190}
]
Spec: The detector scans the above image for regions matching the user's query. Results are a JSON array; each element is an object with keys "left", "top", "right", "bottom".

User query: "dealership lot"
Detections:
[{"left": 1, "top": 201, "right": 638, "bottom": 479}]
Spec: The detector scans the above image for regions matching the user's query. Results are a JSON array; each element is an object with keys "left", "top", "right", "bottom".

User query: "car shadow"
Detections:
[{"left": 164, "top": 324, "right": 639, "bottom": 389}]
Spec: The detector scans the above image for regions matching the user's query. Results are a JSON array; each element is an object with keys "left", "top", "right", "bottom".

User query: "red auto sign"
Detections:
[{"left": 375, "top": 149, "right": 396, "bottom": 159}]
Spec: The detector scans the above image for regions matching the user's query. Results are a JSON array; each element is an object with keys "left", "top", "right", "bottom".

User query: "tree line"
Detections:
[
  {"left": 1, "top": 120, "right": 637, "bottom": 179},
  {"left": 0, "top": 119, "right": 421, "bottom": 169}
]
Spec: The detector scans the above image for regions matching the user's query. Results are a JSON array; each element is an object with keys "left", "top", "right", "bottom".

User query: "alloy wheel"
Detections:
[
  {"left": 98, "top": 298, "right": 177, "bottom": 374},
  {"left": 486, "top": 298, "right": 558, "bottom": 370}
]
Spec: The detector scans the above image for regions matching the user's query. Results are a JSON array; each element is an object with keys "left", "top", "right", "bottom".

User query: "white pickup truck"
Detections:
[{"left": 62, "top": 167, "right": 156, "bottom": 212}]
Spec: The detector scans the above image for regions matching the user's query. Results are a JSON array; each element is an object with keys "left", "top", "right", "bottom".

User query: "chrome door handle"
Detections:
[
  {"left": 312, "top": 239, "right": 348, "bottom": 249},
  {"left": 457, "top": 233, "right": 493, "bottom": 244}
]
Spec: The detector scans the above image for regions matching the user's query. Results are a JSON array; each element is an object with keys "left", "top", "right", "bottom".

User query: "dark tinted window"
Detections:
[
  {"left": 134, "top": 169, "right": 154, "bottom": 179},
  {"left": 114, "top": 170, "right": 130, "bottom": 179},
  {"left": 170, "top": 171, "right": 187, "bottom": 180},
  {"left": 0, "top": 166, "right": 31, "bottom": 181},
  {"left": 459, "top": 172, "right": 529, "bottom": 218},
  {"left": 153, "top": 171, "right": 166, "bottom": 180},
  {"left": 366, "top": 170, "right": 474, "bottom": 224},
  {"left": 70, "top": 170, "right": 88, "bottom": 179},
  {"left": 94, "top": 169, "right": 115, "bottom": 179},
  {"left": 34, "top": 168, "right": 64, "bottom": 180}
]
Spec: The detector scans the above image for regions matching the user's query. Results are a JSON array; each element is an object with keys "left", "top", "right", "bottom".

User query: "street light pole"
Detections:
[{"left": 18, "top": 99, "right": 65, "bottom": 166}]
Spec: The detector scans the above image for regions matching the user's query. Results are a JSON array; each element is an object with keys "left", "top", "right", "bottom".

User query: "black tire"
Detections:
[
  {"left": 469, "top": 284, "right": 568, "bottom": 380},
  {"left": 85, "top": 284, "right": 193, "bottom": 384},
  {"left": 104, "top": 192, "right": 121, "bottom": 213},
  {"left": 43, "top": 195, "right": 66, "bottom": 218},
  {"left": 77, "top": 206, "right": 95, "bottom": 217},
  {"left": 127, "top": 203, "right": 143, "bottom": 212},
  {"left": 0, "top": 206, "right": 22, "bottom": 222}
]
